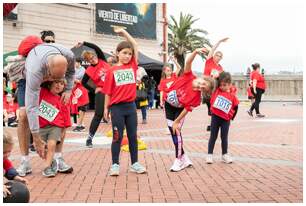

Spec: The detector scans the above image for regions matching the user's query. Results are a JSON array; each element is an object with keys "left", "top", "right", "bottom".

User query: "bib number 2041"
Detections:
[{"left": 114, "top": 69, "right": 135, "bottom": 86}]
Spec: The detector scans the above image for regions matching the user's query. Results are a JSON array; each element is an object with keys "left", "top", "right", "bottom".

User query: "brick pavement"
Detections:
[{"left": 5, "top": 101, "right": 303, "bottom": 203}]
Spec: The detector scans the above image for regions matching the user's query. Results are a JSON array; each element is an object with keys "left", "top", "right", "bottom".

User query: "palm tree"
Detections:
[{"left": 168, "top": 12, "right": 211, "bottom": 69}]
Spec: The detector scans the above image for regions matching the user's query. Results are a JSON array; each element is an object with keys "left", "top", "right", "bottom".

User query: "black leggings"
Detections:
[
  {"left": 203, "top": 96, "right": 212, "bottom": 116},
  {"left": 164, "top": 102, "right": 185, "bottom": 158},
  {"left": 250, "top": 88, "right": 265, "bottom": 114},
  {"left": 208, "top": 114, "right": 230, "bottom": 155},
  {"left": 110, "top": 102, "right": 138, "bottom": 164},
  {"left": 88, "top": 93, "right": 104, "bottom": 138}
]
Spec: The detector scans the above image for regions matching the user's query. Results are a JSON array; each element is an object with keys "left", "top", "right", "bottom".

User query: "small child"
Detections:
[
  {"left": 3, "top": 93, "right": 19, "bottom": 127},
  {"left": 39, "top": 79, "right": 71, "bottom": 177},
  {"left": 206, "top": 72, "right": 239, "bottom": 164},
  {"left": 163, "top": 48, "right": 215, "bottom": 172},
  {"left": 3, "top": 130, "right": 29, "bottom": 198}
]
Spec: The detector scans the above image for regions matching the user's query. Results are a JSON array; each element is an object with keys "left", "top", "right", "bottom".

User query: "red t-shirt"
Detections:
[
  {"left": 102, "top": 57, "right": 138, "bottom": 107},
  {"left": 250, "top": 71, "right": 266, "bottom": 90},
  {"left": 210, "top": 88, "right": 239, "bottom": 121},
  {"left": 3, "top": 158, "right": 14, "bottom": 174},
  {"left": 203, "top": 57, "right": 223, "bottom": 77},
  {"left": 4, "top": 102, "right": 18, "bottom": 118},
  {"left": 158, "top": 73, "right": 177, "bottom": 92},
  {"left": 247, "top": 86, "right": 254, "bottom": 97},
  {"left": 164, "top": 71, "right": 201, "bottom": 112},
  {"left": 39, "top": 88, "right": 71, "bottom": 128},
  {"left": 71, "top": 82, "right": 89, "bottom": 107},
  {"left": 85, "top": 59, "right": 110, "bottom": 88}
]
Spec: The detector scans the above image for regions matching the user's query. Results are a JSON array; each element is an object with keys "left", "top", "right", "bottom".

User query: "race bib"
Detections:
[
  {"left": 213, "top": 95, "right": 232, "bottom": 114},
  {"left": 39, "top": 100, "right": 60, "bottom": 122},
  {"left": 166, "top": 90, "right": 182, "bottom": 108},
  {"left": 211, "top": 69, "right": 219, "bottom": 77},
  {"left": 114, "top": 68, "right": 135, "bottom": 86},
  {"left": 166, "top": 81, "right": 174, "bottom": 89},
  {"left": 74, "top": 88, "right": 82, "bottom": 98}
]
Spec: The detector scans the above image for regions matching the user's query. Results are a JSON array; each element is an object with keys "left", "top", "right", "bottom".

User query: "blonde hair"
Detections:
[
  {"left": 82, "top": 50, "right": 96, "bottom": 61},
  {"left": 3, "top": 130, "right": 14, "bottom": 147},
  {"left": 203, "top": 76, "right": 216, "bottom": 96}
]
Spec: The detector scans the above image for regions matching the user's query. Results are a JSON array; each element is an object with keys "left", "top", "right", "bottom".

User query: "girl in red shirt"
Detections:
[
  {"left": 103, "top": 27, "right": 146, "bottom": 176},
  {"left": 3, "top": 93, "right": 19, "bottom": 127},
  {"left": 247, "top": 63, "right": 266, "bottom": 118},
  {"left": 158, "top": 56, "right": 182, "bottom": 108},
  {"left": 163, "top": 48, "right": 214, "bottom": 172},
  {"left": 203, "top": 37, "right": 229, "bottom": 132},
  {"left": 206, "top": 72, "right": 239, "bottom": 164}
]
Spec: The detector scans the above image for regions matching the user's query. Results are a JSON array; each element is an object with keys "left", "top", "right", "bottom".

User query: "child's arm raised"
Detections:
[
  {"left": 114, "top": 27, "right": 139, "bottom": 63},
  {"left": 184, "top": 48, "right": 208, "bottom": 73},
  {"left": 207, "top": 37, "right": 229, "bottom": 59}
]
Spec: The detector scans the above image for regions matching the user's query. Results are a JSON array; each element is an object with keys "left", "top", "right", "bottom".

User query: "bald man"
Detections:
[{"left": 16, "top": 43, "right": 75, "bottom": 176}]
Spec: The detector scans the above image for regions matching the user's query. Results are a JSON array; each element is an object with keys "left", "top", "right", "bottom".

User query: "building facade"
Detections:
[{"left": 3, "top": 3, "right": 166, "bottom": 62}]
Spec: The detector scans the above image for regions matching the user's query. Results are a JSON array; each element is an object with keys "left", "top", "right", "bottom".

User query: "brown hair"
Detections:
[
  {"left": 161, "top": 63, "right": 174, "bottom": 79},
  {"left": 4, "top": 130, "right": 14, "bottom": 147},
  {"left": 116, "top": 41, "right": 134, "bottom": 54},
  {"left": 252, "top": 63, "right": 260, "bottom": 71}
]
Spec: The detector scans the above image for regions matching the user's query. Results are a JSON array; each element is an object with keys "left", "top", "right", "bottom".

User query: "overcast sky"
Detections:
[{"left": 167, "top": 0, "right": 304, "bottom": 74}]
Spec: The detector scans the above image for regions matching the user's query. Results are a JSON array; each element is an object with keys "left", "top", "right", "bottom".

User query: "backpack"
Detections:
[
  {"left": 18, "top": 35, "right": 43, "bottom": 57},
  {"left": 4, "top": 55, "right": 26, "bottom": 82}
]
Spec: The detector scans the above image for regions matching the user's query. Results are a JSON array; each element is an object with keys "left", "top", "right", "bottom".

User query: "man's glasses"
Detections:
[{"left": 45, "top": 40, "right": 55, "bottom": 43}]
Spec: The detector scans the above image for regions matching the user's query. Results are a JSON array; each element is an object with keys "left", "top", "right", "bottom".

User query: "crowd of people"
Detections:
[{"left": 3, "top": 28, "right": 267, "bottom": 202}]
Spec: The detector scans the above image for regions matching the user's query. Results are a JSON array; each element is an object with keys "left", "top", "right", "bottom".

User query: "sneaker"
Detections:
[
  {"left": 206, "top": 154, "right": 213, "bottom": 164},
  {"left": 101, "top": 118, "right": 108, "bottom": 123},
  {"left": 16, "top": 160, "right": 32, "bottom": 177},
  {"left": 142, "top": 119, "right": 147, "bottom": 124},
  {"left": 130, "top": 162, "right": 146, "bottom": 174},
  {"left": 29, "top": 144, "right": 36, "bottom": 152},
  {"left": 72, "top": 126, "right": 85, "bottom": 132},
  {"left": 51, "top": 159, "right": 58, "bottom": 172},
  {"left": 256, "top": 114, "right": 265, "bottom": 118},
  {"left": 170, "top": 158, "right": 185, "bottom": 172},
  {"left": 109, "top": 163, "right": 120, "bottom": 176},
  {"left": 9, "top": 122, "right": 18, "bottom": 127},
  {"left": 222, "top": 154, "right": 233, "bottom": 164},
  {"left": 247, "top": 110, "right": 253, "bottom": 117},
  {"left": 206, "top": 125, "right": 211, "bottom": 131},
  {"left": 57, "top": 157, "right": 73, "bottom": 173},
  {"left": 86, "top": 138, "right": 93, "bottom": 148},
  {"left": 42, "top": 166, "right": 57, "bottom": 177},
  {"left": 182, "top": 154, "right": 193, "bottom": 168}
]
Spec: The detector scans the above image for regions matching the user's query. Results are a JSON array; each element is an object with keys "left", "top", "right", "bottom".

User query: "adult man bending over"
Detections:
[{"left": 17, "top": 43, "right": 75, "bottom": 176}]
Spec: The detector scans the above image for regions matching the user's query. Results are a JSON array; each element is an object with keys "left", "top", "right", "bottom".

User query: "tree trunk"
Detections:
[{"left": 175, "top": 53, "right": 185, "bottom": 75}]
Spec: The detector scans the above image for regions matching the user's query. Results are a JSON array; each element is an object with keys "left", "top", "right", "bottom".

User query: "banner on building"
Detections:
[{"left": 96, "top": 3, "right": 156, "bottom": 39}]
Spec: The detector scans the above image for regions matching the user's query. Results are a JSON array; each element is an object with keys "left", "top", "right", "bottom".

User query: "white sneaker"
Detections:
[
  {"left": 182, "top": 154, "right": 193, "bottom": 168},
  {"left": 206, "top": 154, "right": 213, "bottom": 164},
  {"left": 222, "top": 154, "right": 233, "bottom": 164},
  {"left": 170, "top": 158, "right": 184, "bottom": 172}
]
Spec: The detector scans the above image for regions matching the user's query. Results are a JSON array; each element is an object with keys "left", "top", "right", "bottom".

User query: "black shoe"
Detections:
[
  {"left": 72, "top": 126, "right": 81, "bottom": 132},
  {"left": 101, "top": 118, "right": 108, "bottom": 123},
  {"left": 86, "top": 138, "right": 93, "bottom": 148},
  {"left": 29, "top": 144, "right": 36, "bottom": 152},
  {"left": 206, "top": 125, "right": 211, "bottom": 131},
  {"left": 247, "top": 110, "right": 253, "bottom": 117},
  {"left": 256, "top": 114, "right": 265, "bottom": 118}
]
